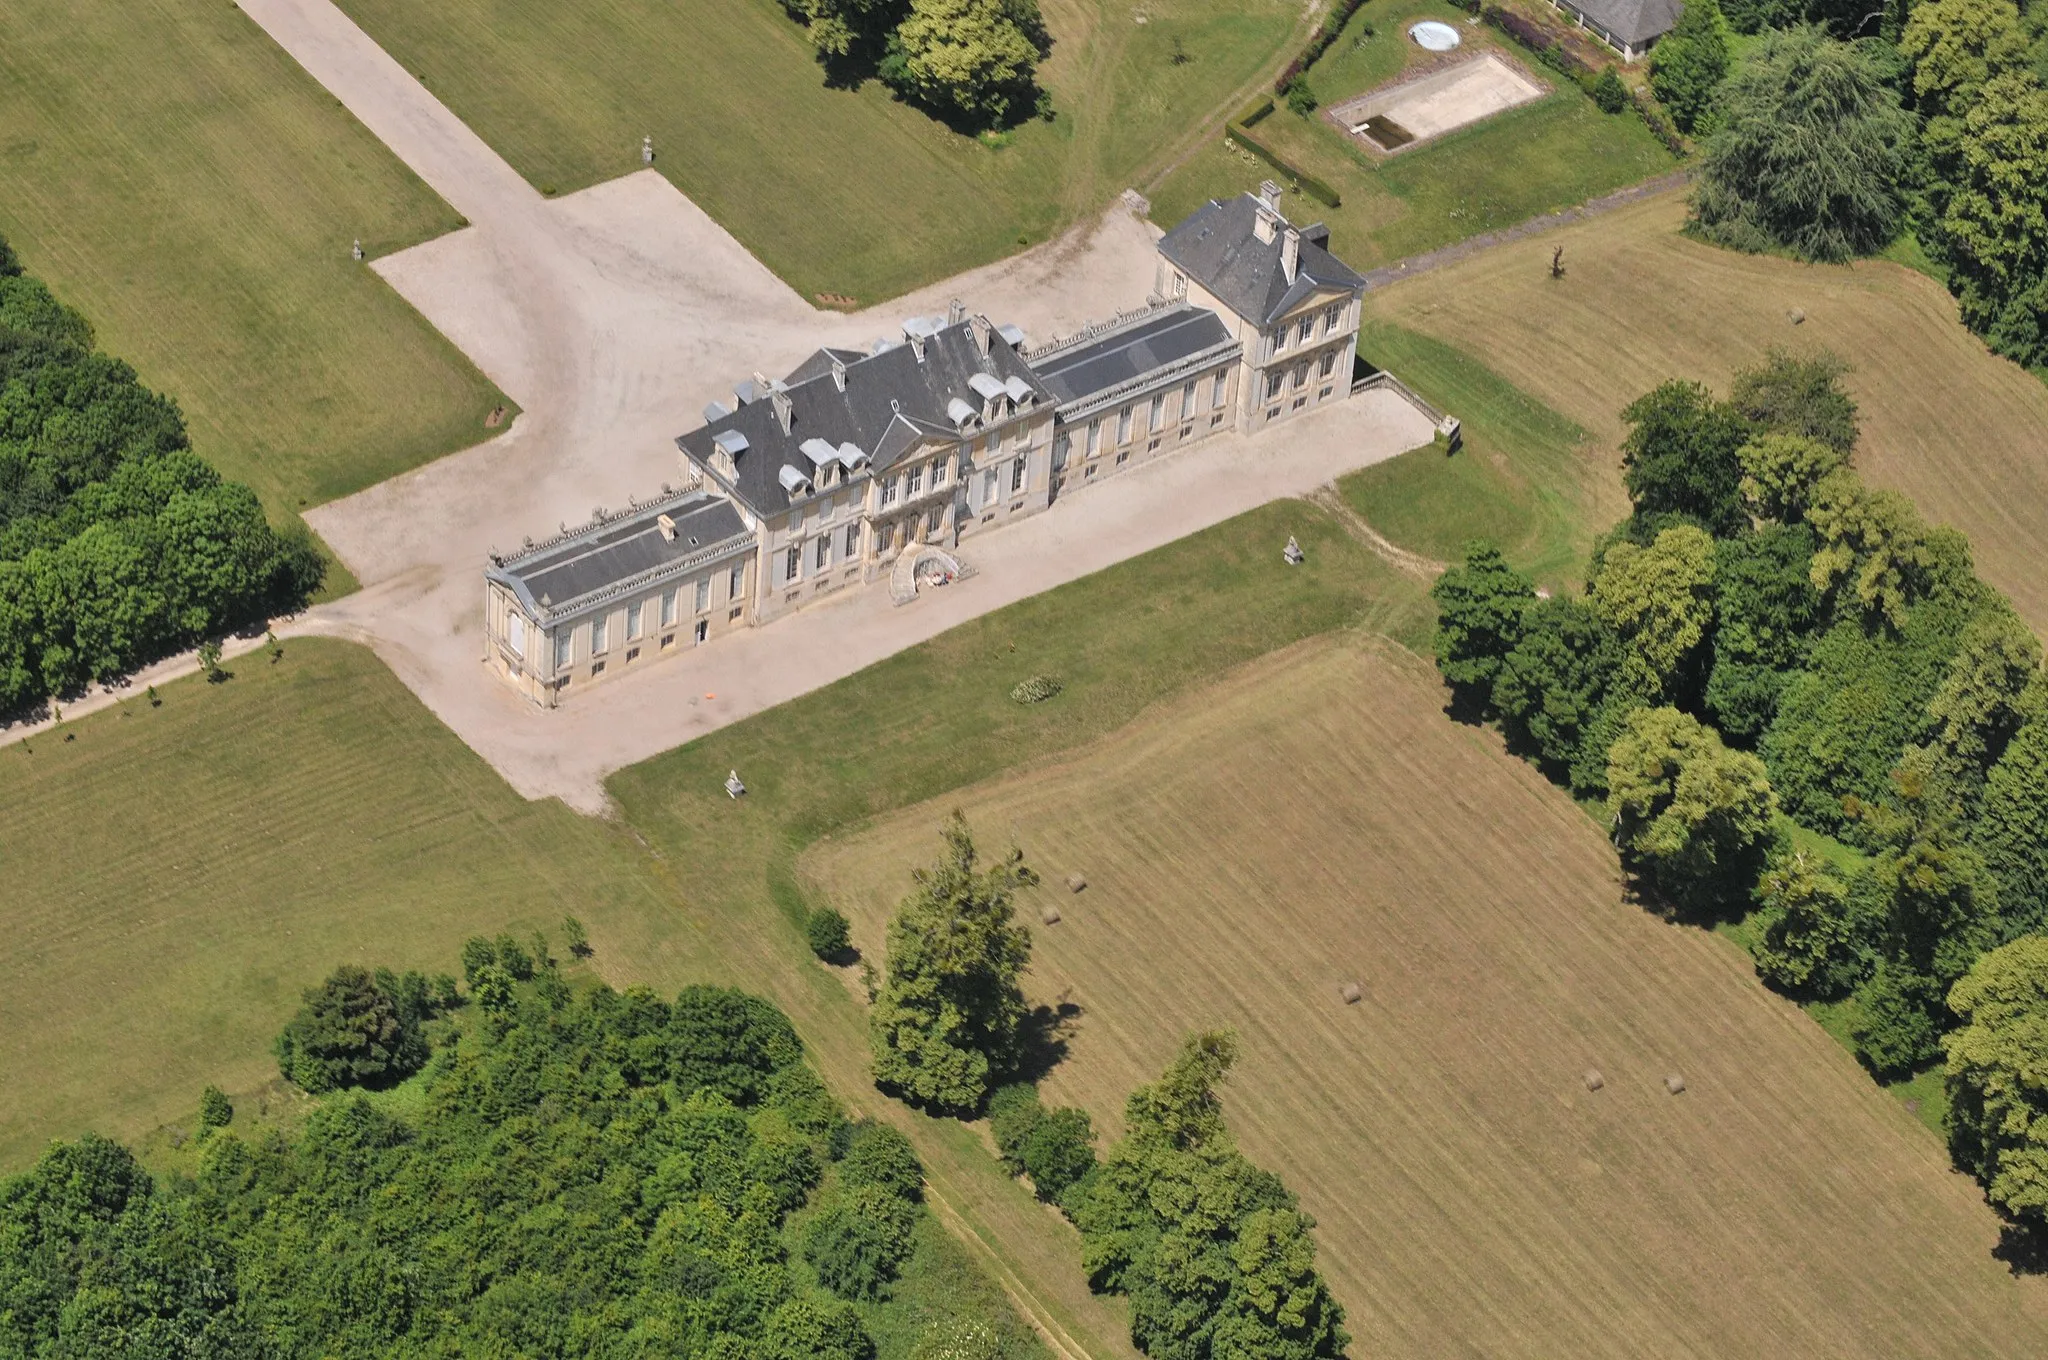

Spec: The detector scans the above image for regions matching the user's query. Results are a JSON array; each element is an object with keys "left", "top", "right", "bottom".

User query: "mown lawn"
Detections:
[
  {"left": 1148, "top": 3, "right": 1674, "bottom": 269},
  {"left": 336, "top": 0, "right": 1306, "bottom": 304},
  {"left": 0, "top": 0, "right": 508, "bottom": 558}
]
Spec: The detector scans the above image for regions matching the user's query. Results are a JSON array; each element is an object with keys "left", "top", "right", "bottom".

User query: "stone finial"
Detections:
[
  {"left": 350, "top": 238, "right": 364, "bottom": 261},
  {"left": 642, "top": 135, "right": 654, "bottom": 165}
]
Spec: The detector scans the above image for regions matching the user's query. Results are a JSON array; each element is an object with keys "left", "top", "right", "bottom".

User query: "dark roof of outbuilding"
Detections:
[
  {"left": 491, "top": 491, "right": 748, "bottom": 618},
  {"left": 677, "top": 318, "right": 1050, "bottom": 519},
  {"left": 1563, "top": 0, "right": 1681, "bottom": 45},
  {"left": 1157, "top": 193, "right": 1366, "bottom": 328},
  {"left": 1027, "top": 305, "right": 1236, "bottom": 406}
]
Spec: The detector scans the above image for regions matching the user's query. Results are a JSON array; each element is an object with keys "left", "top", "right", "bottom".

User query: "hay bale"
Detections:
[
  {"left": 1040, "top": 906, "right": 1062, "bottom": 925},
  {"left": 1339, "top": 982, "right": 1362, "bottom": 1005},
  {"left": 1066, "top": 873, "right": 1087, "bottom": 894},
  {"left": 1664, "top": 1073, "right": 1686, "bottom": 1095},
  {"left": 1583, "top": 1069, "right": 1604, "bottom": 1092}
]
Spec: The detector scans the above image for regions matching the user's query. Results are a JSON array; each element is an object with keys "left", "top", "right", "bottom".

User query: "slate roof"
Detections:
[
  {"left": 678, "top": 317, "right": 1050, "bottom": 519},
  {"left": 1157, "top": 193, "right": 1366, "bottom": 328},
  {"left": 1027, "top": 305, "right": 1237, "bottom": 406},
  {"left": 490, "top": 490, "right": 748, "bottom": 619},
  {"left": 1562, "top": 0, "right": 1681, "bottom": 46}
]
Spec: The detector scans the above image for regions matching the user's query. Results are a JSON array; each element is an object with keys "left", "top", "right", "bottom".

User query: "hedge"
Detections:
[
  {"left": 1275, "top": 0, "right": 1374, "bottom": 93},
  {"left": 1238, "top": 96, "right": 1276, "bottom": 127},
  {"left": 1225, "top": 123, "right": 1343, "bottom": 207}
]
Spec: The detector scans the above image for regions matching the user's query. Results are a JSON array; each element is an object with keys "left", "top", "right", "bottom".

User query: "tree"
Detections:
[
  {"left": 1212, "top": 1207, "right": 1349, "bottom": 1360},
  {"left": 671, "top": 984, "right": 806, "bottom": 1104},
  {"left": 1492, "top": 596, "right": 1623, "bottom": 788},
  {"left": 1590, "top": 525, "right": 1719, "bottom": 702},
  {"left": 1689, "top": 26, "right": 1913, "bottom": 262},
  {"left": 1019, "top": 1105, "right": 1097, "bottom": 1201},
  {"left": 1619, "top": 380, "right": 1751, "bottom": 534},
  {"left": 1649, "top": 0, "right": 1731, "bottom": 132},
  {"left": 1859, "top": 754, "right": 2001, "bottom": 987},
  {"left": 561, "top": 914, "right": 591, "bottom": 957},
  {"left": 1607, "top": 706, "right": 1779, "bottom": 916},
  {"left": 1979, "top": 716, "right": 2048, "bottom": 939},
  {"left": 1943, "top": 935, "right": 2048, "bottom": 1226},
  {"left": 1933, "top": 72, "right": 2048, "bottom": 368},
  {"left": 808, "top": 906, "right": 854, "bottom": 959},
  {"left": 1730, "top": 349, "right": 1860, "bottom": 456},
  {"left": 790, "top": 0, "right": 909, "bottom": 61},
  {"left": 1853, "top": 958, "right": 1947, "bottom": 1076},
  {"left": 869, "top": 813, "right": 1036, "bottom": 1112},
  {"left": 1704, "top": 523, "right": 1823, "bottom": 742},
  {"left": 274, "top": 965, "right": 429, "bottom": 1093},
  {"left": 766, "top": 1299, "right": 877, "bottom": 1360},
  {"left": 1806, "top": 469, "right": 1942, "bottom": 628},
  {"left": 1913, "top": 606, "right": 2042, "bottom": 811},
  {"left": 1736, "top": 433, "right": 1849, "bottom": 525},
  {"left": 1750, "top": 850, "right": 1864, "bottom": 995},
  {"left": 883, "top": 0, "right": 1044, "bottom": 125},
  {"left": 806, "top": 1185, "right": 920, "bottom": 1300},
  {"left": 840, "top": 1122, "right": 925, "bottom": 1201},
  {"left": 1284, "top": 76, "right": 1318, "bottom": 115},
  {"left": 1899, "top": 0, "right": 2030, "bottom": 128},
  {"left": 1428, "top": 542, "right": 1536, "bottom": 714}
]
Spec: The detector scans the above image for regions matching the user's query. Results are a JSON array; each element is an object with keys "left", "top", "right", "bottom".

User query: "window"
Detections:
[
  {"left": 591, "top": 660, "right": 605, "bottom": 676},
  {"left": 729, "top": 563, "right": 745, "bottom": 600},
  {"left": 1212, "top": 372, "right": 1229, "bottom": 408},
  {"left": 1149, "top": 393, "right": 1164, "bottom": 431},
  {"left": 661, "top": 588, "right": 678, "bottom": 627},
  {"left": 981, "top": 432, "right": 998, "bottom": 456},
  {"left": 1011, "top": 457, "right": 1026, "bottom": 492},
  {"left": 1325, "top": 302, "right": 1343, "bottom": 333},
  {"left": 1180, "top": 381, "right": 1196, "bottom": 421},
  {"left": 1297, "top": 316, "right": 1314, "bottom": 346},
  {"left": 554, "top": 630, "right": 572, "bottom": 670},
  {"left": 506, "top": 613, "right": 526, "bottom": 658},
  {"left": 1087, "top": 420, "right": 1102, "bottom": 456},
  {"left": 1116, "top": 449, "right": 1129, "bottom": 465},
  {"left": 931, "top": 457, "right": 947, "bottom": 486},
  {"left": 907, "top": 466, "right": 922, "bottom": 496},
  {"left": 695, "top": 619, "right": 708, "bottom": 644},
  {"left": 695, "top": 577, "right": 711, "bottom": 613},
  {"left": 785, "top": 545, "right": 800, "bottom": 582},
  {"left": 1320, "top": 349, "right": 1338, "bottom": 379},
  {"left": 983, "top": 468, "right": 999, "bottom": 501},
  {"left": 661, "top": 633, "right": 674, "bottom": 649},
  {"left": 1294, "top": 361, "right": 1309, "bottom": 389},
  {"left": 880, "top": 477, "right": 897, "bottom": 508},
  {"left": 729, "top": 606, "right": 743, "bottom": 622},
  {"left": 815, "top": 536, "right": 830, "bottom": 569},
  {"left": 1271, "top": 326, "right": 1286, "bottom": 354},
  {"left": 626, "top": 646, "right": 640, "bottom": 663},
  {"left": 927, "top": 505, "right": 942, "bottom": 535},
  {"left": 1266, "top": 370, "right": 1284, "bottom": 401},
  {"left": 1116, "top": 406, "right": 1133, "bottom": 444},
  {"left": 589, "top": 615, "right": 608, "bottom": 654},
  {"left": 626, "top": 602, "right": 643, "bottom": 641},
  {"left": 844, "top": 522, "right": 859, "bottom": 558}
]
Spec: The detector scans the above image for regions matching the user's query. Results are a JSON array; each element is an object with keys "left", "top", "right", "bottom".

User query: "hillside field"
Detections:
[
  {"left": 336, "top": 0, "right": 1305, "bottom": 304},
  {"left": 0, "top": 0, "right": 506, "bottom": 563},
  {"left": 803, "top": 637, "right": 2048, "bottom": 1358},
  {"left": 1371, "top": 191, "right": 2048, "bottom": 631}
]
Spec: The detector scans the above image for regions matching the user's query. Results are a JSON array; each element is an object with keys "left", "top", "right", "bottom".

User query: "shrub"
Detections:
[
  {"left": 1018, "top": 1105, "right": 1095, "bottom": 1200},
  {"left": 986, "top": 1082, "right": 1044, "bottom": 1173},
  {"left": 807, "top": 907, "right": 853, "bottom": 959},
  {"left": 1592, "top": 67, "right": 1629, "bottom": 112},
  {"left": 1284, "top": 77, "right": 1319, "bottom": 115},
  {"left": 198, "top": 1086, "right": 233, "bottom": 1130},
  {"left": 806, "top": 1185, "right": 919, "bottom": 1301},
  {"left": 840, "top": 1122, "right": 924, "bottom": 1201},
  {"left": 1009, "top": 674, "right": 1062, "bottom": 704}
]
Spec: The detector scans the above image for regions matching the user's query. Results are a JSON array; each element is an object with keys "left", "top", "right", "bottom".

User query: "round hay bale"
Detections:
[
  {"left": 1066, "top": 873, "right": 1087, "bottom": 894},
  {"left": 1664, "top": 1074, "right": 1686, "bottom": 1095},
  {"left": 1040, "top": 906, "right": 1062, "bottom": 925},
  {"left": 1583, "top": 1069, "right": 1604, "bottom": 1092},
  {"left": 1340, "top": 982, "right": 1362, "bottom": 1005}
]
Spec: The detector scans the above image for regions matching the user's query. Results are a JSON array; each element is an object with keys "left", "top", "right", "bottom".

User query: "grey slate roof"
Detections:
[
  {"left": 677, "top": 317, "right": 1050, "bottom": 519},
  {"left": 1027, "top": 305, "right": 1235, "bottom": 406},
  {"left": 1562, "top": 0, "right": 1681, "bottom": 46},
  {"left": 491, "top": 490, "right": 747, "bottom": 618},
  {"left": 1157, "top": 193, "right": 1366, "bottom": 328}
]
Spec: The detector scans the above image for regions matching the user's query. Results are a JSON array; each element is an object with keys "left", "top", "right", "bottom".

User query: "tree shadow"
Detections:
[
  {"left": 1014, "top": 996, "right": 1082, "bottom": 1084},
  {"left": 1995, "top": 1221, "right": 2048, "bottom": 1276},
  {"left": 819, "top": 944, "right": 863, "bottom": 968}
]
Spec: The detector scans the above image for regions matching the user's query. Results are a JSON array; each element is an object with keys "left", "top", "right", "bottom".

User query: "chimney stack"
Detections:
[
  {"left": 970, "top": 314, "right": 992, "bottom": 357},
  {"left": 1253, "top": 205, "right": 1278, "bottom": 245},
  {"left": 1282, "top": 227, "right": 1300, "bottom": 283},
  {"left": 948, "top": 297, "right": 967, "bottom": 326},
  {"left": 831, "top": 355, "right": 847, "bottom": 392},
  {"left": 1259, "top": 179, "right": 1281, "bottom": 211}
]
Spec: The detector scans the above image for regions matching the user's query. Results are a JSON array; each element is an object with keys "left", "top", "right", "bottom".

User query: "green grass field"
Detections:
[
  {"left": 0, "top": 639, "right": 685, "bottom": 1165},
  {"left": 0, "top": 0, "right": 507, "bottom": 561},
  {"left": 335, "top": 0, "right": 1305, "bottom": 304},
  {"left": 1149, "top": 4, "right": 1674, "bottom": 270}
]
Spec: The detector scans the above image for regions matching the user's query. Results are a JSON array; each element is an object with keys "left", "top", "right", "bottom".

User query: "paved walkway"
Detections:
[{"left": 202, "top": 0, "right": 1439, "bottom": 813}]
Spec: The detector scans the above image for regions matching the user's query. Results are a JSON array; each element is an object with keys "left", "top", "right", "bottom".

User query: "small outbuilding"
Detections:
[{"left": 1546, "top": 0, "right": 1682, "bottom": 61}]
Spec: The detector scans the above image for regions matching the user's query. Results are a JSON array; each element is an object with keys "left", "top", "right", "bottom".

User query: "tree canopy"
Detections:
[
  {"left": 1945, "top": 935, "right": 2048, "bottom": 1226},
  {"left": 1619, "top": 380, "right": 1751, "bottom": 534},
  {"left": 1591, "top": 525, "right": 1719, "bottom": 702},
  {"left": 1648, "top": 0, "right": 1732, "bottom": 131},
  {"left": 1689, "top": 26, "right": 1914, "bottom": 262},
  {"left": 273, "top": 965, "right": 433, "bottom": 1094},
  {"left": 870, "top": 813, "right": 1037, "bottom": 1112},
  {"left": 1606, "top": 706, "right": 1779, "bottom": 916},
  {"left": 1429, "top": 542, "right": 1536, "bottom": 714}
]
